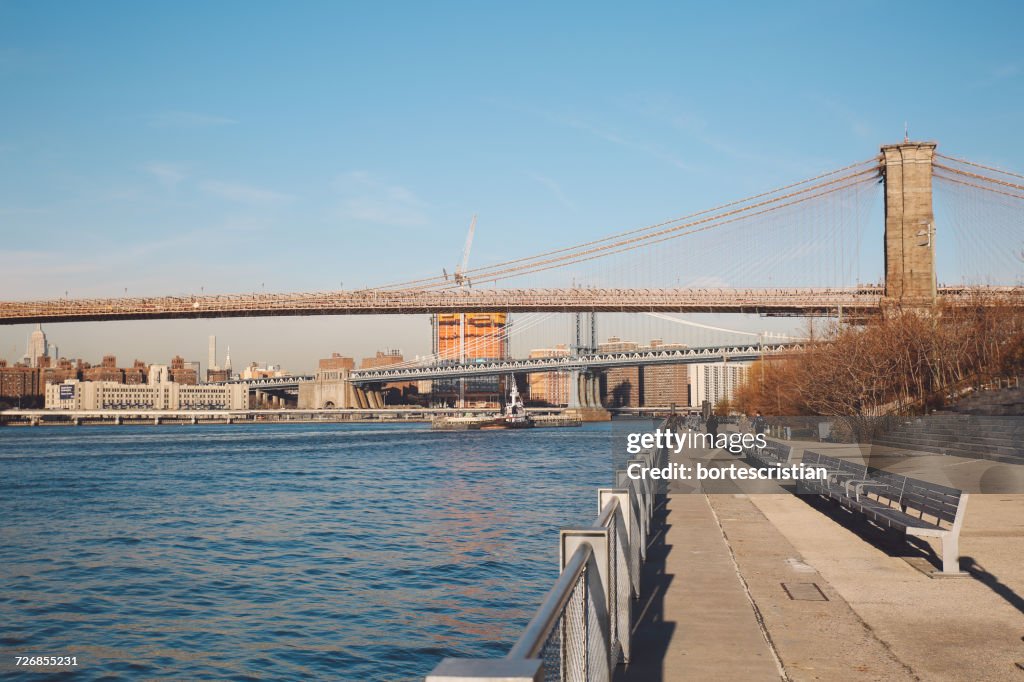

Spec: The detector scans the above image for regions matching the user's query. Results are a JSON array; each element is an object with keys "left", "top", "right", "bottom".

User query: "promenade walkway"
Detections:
[{"left": 618, "top": 443, "right": 1024, "bottom": 681}]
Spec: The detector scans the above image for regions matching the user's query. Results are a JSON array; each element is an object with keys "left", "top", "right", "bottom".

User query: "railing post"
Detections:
[
  {"left": 598, "top": 489, "right": 631, "bottom": 547},
  {"left": 626, "top": 458, "right": 650, "bottom": 542},
  {"left": 561, "top": 529, "right": 611, "bottom": 682},
  {"left": 561, "top": 529, "right": 610, "bottom": 617},
  {"left": 598, "top": 490, "right": 633, "bottom": 664}
]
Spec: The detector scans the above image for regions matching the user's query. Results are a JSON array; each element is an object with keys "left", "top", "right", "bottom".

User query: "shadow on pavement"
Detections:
[
  {"left": 961, "top": 556, "right": 1024, "bottom": 617},
  {"left": 614, "top": 495, "right": 675, "bottom": 682}
]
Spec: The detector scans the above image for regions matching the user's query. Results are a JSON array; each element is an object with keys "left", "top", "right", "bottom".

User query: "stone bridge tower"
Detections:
[{"left": 881, "top": 141, "right": 937, "bottom": 305}]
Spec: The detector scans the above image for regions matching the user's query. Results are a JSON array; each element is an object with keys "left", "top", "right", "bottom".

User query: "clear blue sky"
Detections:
[{"left": 1, "top": 1, "right": 1022, "bottom": 371}]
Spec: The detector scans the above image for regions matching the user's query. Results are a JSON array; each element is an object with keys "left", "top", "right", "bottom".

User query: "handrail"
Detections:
[
  {"left": 506, "top": 543, "right": 594, "bottom": 660},
  {"left": 596, "top": 495, "right": 620, "bottom": 528}
]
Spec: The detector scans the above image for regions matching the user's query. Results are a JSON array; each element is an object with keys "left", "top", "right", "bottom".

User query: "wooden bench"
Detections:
[{"left": 796, "top": 451, "right": 969, "bottom": 574}]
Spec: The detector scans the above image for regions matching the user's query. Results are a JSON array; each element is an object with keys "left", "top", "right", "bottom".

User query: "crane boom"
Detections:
[{"left": 454, "top": 214, "right": 476, "bottom": 286}]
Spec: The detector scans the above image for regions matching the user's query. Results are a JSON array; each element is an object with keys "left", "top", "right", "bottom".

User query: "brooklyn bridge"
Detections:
[{"left": 1, "top": 141, "right": 1021, "bottom": 327}]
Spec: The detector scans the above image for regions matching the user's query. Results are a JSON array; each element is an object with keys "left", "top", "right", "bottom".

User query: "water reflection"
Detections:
[{"left": 0, "top": 423, "right": 611, "bottom": 680}]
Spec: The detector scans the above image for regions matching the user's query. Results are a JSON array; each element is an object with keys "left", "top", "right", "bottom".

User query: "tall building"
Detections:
[
  {"left": 599, "top": 337, "right": 641, "bottom": 408},
  {"left": 0, "top": 360, "right": 40, "bottom": 404},
  {"left": 169, "top": 356, "right": 198, "bottom": 385},
  {"left": 26, "top": 324, "right": 48, "bottom": 367},
  {"left": 642, "top": 340, "right": 690, "bottom": 407},
  {"left": 528, "top": 345, "right": 571, "bottom": 405},
  {"left": 690, "top": 362, "right": 751, "bottom": 410},
  {"left": 431, "top": 313, "right": 508, "bottom": 406},
  {"left": 208, "top": 336, "right": 218, "bottom": 373},
  {"left": 433, "top": 313, "right": 508, "bottom": 361},
  {"left": 595, "top": 337, "right": 691, "bottom": 408}
]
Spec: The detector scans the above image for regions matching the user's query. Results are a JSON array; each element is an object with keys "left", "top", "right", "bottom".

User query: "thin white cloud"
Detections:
[
  {"left": 149, "top": 111, "right": 237, "bottom": 128},
  {"left": 483, "top": 99, "right": 691, "bottom": 171},
  {"left": 200, "top": 180, "right": 295, "bottom": 205},
  {"left": 563, "top": 116, "right": 691, "bottom": 170},
  {"left": 335, "top": 171, "right": 429, "bottom": 227},
  {"left": 530, "top": 173, "right": 576, "bottom": 211},
  {"left": 143, "top": 162, "right": 188, "bottom": 189},
  {"left": 0, "top": 234, "right": 211, "bottom": 298}
]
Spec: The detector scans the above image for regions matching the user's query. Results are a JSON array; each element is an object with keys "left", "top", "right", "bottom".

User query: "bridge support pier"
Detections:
[
  {"left": 367, "top": 389, "right": 382, "bottom": 410},
  {"left": 567, "top": 370, "right": 611, "bottom": 421},
  {"left": 882, "top": 141, "right": 937, "bottom": 307}
]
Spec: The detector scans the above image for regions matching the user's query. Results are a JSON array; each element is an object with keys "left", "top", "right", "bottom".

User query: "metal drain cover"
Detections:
[{"left": 782, "top": 582, "right": 828, "bottom": 601}]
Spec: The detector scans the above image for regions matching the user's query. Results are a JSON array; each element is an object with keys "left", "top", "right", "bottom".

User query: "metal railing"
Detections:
[{"left": 426, "top": 432, "right": 669, "bottom": 682}]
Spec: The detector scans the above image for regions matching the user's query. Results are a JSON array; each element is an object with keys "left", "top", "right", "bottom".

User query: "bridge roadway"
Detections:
[
  {"left": 2, "top": 285, "right": 1021, "bottom": 325},
  {"left": 347, "top": 342, "right": 798, "bottom": 384}
]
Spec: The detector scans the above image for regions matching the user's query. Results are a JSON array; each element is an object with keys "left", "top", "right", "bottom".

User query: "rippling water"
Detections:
[{"left": 0, "top": 422, "right": 640, "bottom": 680}]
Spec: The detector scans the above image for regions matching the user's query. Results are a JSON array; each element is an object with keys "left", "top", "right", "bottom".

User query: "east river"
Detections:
[{"left": 0, "top": 422, "right": 637, "bottom": 680}]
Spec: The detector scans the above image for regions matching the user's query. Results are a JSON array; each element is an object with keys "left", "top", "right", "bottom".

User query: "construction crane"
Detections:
[{"left": 453, "top": 214, "right": 476, "bottom": 288}]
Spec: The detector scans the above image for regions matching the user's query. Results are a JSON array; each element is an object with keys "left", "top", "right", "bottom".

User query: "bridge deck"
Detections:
[{"left": 2, "top": 286, "right": 1020, "bottom": 325}]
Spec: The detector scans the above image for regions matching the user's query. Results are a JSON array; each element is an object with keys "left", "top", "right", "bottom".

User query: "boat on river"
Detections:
[{"left": 431, "top": 379, "right": 580, "bottom": 430}]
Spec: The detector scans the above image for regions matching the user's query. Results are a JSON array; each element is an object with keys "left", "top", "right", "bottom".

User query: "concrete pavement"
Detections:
[{"left": 617, "top": 443, "right": 1024, "bottom": 681}]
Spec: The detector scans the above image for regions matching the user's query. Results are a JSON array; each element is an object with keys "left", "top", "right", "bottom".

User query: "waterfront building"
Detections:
[
  {"left": 527, "top": 344, "right": 571, "bottom": 405},
  {"left": 596, "top": 337, "right": 691, "bottom": 408},
  {"left": 642, "top": 340, "right": 690, "bottom": 407},
  {"left": 599, "top": 337, "right": 641, "bottom": 407},
  {"left": 45, "top": 379, "right": 247, "bottom": 411},
  {"left": 690, "top": 362, "right": 751, "bottom": 410},
  {"left": 0, "top": 360, "right": 41, "bottom": 404},
  {"left": 297, "top": 353, "right": 355, "bottom": 409}
]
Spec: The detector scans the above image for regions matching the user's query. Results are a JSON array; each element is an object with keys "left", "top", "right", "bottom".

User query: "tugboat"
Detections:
[
  {"left": 481, "top": 378, "right": 532, "bottom": 429},
  {"left": 431, "top": 376, "right": 535, "bottom": 430}
]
